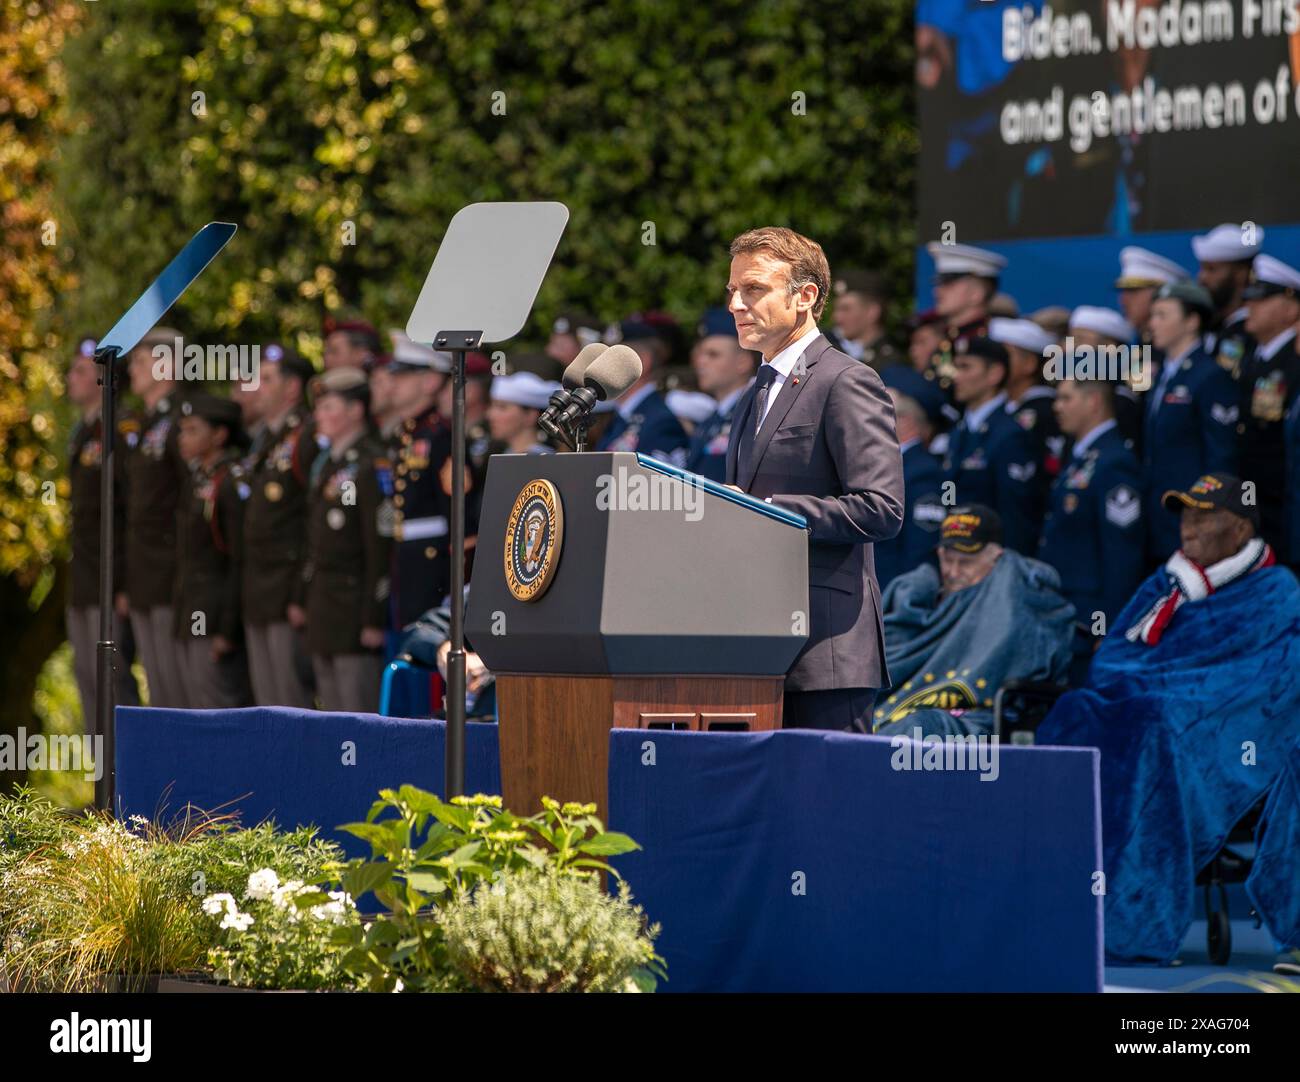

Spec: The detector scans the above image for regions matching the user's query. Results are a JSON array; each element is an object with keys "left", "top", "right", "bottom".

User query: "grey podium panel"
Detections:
[{"left": 465, "top": 452, "right": 809, "bottom": 675}]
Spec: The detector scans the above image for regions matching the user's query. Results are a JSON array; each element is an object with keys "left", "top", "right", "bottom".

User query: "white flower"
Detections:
[
  {"left": 392, "top": 979, "right": 404, "bottom": 993},
  {"left": 128, "top": 814, "right": 149, "bottom": 826},
  {"left": 270, "top": 879, "right": 306, "bottom": 909},
  {"left": 309, "top": 900, "right": 350, "bottom": 925},
  {"left": 244, "top": 867, "right": 280, "bottom": 901},
  {"left": 202, "top": 893, "right": 237, "bottom": 916},
  {"left": 219, "top": 910, "right": 255, "bottom": 932}
]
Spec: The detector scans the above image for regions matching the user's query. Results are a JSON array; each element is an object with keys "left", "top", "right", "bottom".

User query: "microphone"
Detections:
[
  {"left": 553, "top": 345, "right": 643, "bottom": 431},
  {"left": 539, "top": 343, "right": 608, "bottom": 434}
]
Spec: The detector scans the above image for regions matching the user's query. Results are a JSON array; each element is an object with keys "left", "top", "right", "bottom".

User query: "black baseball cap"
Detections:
[
  {"left": 938, "top": 504, "right": 1003, "bottom": 553},
  {"left": 181, "top": 392, "right": 249, "bottom": 450},
  {"left": 954, "top": 336, "right": 1009, "bottom": 367},
  {"left": 1162, "top": 472, "right": 1259, "bottom": 526}
]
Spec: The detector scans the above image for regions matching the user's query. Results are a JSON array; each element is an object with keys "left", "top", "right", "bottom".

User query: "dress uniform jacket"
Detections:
[
  {"left": 1006, "top": 385, "right": 1063, "bottom": 527},
  {"left": 942, "top": 394, "right": 1040, "bottom": 554},
  {"left": 685, "top": 391, "right": 746, "bottom": 483},
  {"left": 1233, "top": 331, "right": 1298, "bottom": 546},
  {"left": 242, "top": 407, "right": 319, "bottom": 624},
  {"left": 68, "top": 413, "right": 127, "bottom": 608},
  {"left": 122, "top": 393, "right": 190, "bottom": 609},
  {"left": 388, "top": 407, "right": 458, "bottom": 628},
  {"left": 596, "top": 388, "right": 689, "bottom": 463},
  {"left": 1142, "top": 346, "right": 1239, "bottom": 561},
  {"left": 303, "top": 435, "right": 394, "bottom": 656},
  {"left": 874, "top": 438, "right": 945, "bottom": 590},
  {"left": 1038, "top": 423, "right": 1145, "bottom": 632},
  {"left": 173, "top": 451, "right": 249, "bottom": 643}
]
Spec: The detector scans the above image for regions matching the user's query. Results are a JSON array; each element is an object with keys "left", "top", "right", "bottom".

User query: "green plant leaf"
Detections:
[{"left": 578, "top": 832, "right": 641, "bottom": 856}]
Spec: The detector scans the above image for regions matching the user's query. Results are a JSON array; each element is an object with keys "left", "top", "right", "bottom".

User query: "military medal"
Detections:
[
  {"left": 327, "top": 507, "right": 346, "bottom": 530},
  {"left": 264, "top": 481, "right": 284, "bottom": 502}
]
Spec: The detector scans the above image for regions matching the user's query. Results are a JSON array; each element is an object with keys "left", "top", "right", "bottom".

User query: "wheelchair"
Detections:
[{"left": 992, "top": 678, "right": 1264, "bottom": 965}]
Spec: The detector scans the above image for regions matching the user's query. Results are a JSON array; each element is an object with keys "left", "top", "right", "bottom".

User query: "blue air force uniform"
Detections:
[
  {"left": 685, "top": 385, "right": 749, "bottom": 483},
  {"left": 942, "top": 392, "right": 1040, "bottom": 554},
  {"left": 1038, "top": 421, "right": 1145, "bottom": 684},
  {"left": 876, "top": 438, "right": 946, "bottom": 589},
  {"left": 1142, "top": 345, "right": 1239, "bottom": 562},
  {"left": 596, "top": 386, "right": 689, "bottom": 465}
]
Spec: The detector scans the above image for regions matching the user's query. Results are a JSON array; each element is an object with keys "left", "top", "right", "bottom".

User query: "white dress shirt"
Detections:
[{"left": 758, "top": 325, "right": 821, "bottom": 428}]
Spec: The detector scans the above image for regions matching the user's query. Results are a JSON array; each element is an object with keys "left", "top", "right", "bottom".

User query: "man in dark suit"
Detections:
[{"left": 724, "top": 227, "right": 904, "bottom": 732}]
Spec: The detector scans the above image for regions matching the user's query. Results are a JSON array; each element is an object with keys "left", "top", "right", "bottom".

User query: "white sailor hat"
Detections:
[
  {"left": 1115, "top": 246, "right": 1188, "bottom": 289},
  {"left": 926, "top": 243, "right": 1008, "bottom": 279},
  {"left": 1242, "top": 254, "right": 1300, "bottom": 300},
  {"left": 388, "top": 330, "right": 452, "bottom": 374},
  {"left": 490, "top": 370, "right": 561, "bottom": 410},
  {"left": 665, "top": 389, "right": 718, "bottom": 425},
  {"left": 1068, "top": 306, "right": 1135, "bottom": 343},
  {"left": 1192, "top": 223, "right": 1265, "bottom": 264},
  {"left": 988, "top": 317, "right": 1054, "bottom": 354}
]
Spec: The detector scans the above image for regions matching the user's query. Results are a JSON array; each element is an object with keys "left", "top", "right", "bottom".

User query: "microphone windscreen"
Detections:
[
  {"left": 584, "top": 345, "right": 643, "bottom": 400},
  {"left": 562, "top": 342, "right": 609, "bottom": 390}
]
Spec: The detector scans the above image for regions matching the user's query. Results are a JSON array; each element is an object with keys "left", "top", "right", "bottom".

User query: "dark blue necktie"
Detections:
[{"left": 737, "top": 365, "right": 778, "bottom": 480}]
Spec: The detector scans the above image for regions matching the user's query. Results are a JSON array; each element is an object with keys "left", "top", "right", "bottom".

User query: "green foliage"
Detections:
[
  {"left": 336, "top": 788, "right": 647, "bottom": 992},
  {"left": 439, "top": 866, "right": 663, "bottom": 993},
  {"left": 202, "top": 869, "right": 363, "bottom": 991},
  {"left": 29, "top": 644, "right": 92, "bottom": 808},
  {"left": 57, "top": 0, "right": 916, "bottom": 355},
  {"left": 0, "top": 792, "right": 343, "bottom": 991}
]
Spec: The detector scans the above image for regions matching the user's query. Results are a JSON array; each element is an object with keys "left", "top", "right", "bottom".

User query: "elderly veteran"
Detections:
[
  {"left": 872, "top": 505, "right": 1074, "bottom": 738},
  {"left": 1039, "top": 472, "right": 1300, "bottom": 963}
]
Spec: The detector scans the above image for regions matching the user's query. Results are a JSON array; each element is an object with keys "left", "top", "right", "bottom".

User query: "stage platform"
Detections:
[{"left": 116, "top": 705, "right": 1108, "bottom": 992}]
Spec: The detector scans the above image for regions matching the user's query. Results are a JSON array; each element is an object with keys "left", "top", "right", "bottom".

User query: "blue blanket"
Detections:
[
  {"left": 1247, "top": 734, "right": 1300, "bottom": 950},
  {"left": 1039, "top": 564, "right": 1300, "bottom": 962},
  {"left": 874, "top": 552, "right": 1074, "bottom": 736}
]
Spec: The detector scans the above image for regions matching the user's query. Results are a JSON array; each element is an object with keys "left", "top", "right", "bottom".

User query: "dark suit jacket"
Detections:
[{"left": 726, "top": 333, "right": 904, "bottom": 691}]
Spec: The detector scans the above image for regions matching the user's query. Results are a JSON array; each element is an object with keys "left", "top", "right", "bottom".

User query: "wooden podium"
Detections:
[{"left": 466, "top": 452, "right": 808, "bottom": 817}]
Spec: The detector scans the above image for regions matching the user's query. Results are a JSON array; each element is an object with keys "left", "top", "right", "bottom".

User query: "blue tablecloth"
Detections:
[
  {"left": 608, "top": 729, "right": 1103, "bottom": 992},
  {"left": 115, "top": 706, "right": 501, "bottom": 857}
]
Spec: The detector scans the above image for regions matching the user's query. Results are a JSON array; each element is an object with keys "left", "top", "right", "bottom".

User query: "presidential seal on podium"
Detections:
[{"left": 504, "top": 478, "right": 564, "bottom": 601}]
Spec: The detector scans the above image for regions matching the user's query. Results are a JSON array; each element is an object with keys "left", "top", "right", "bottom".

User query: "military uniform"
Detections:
[
  {"left": 66, "top": 404, "right": 139, "bottom": 728},
  {"left": 242, "top": 405, "right": 319, "bottom": 706},
  {"left": 388, "top": 406, "right": 459, "bottom": 629},
  {"left": 1038, "top": 421, "right": 1145, "bottom": 685},
  {"left": 1006, "top": 386, "right": 1063, "bottom": 525},
  {"left": 596, "top": 385, "right": 690, "bottom": 464},
  {"left": 685, "top": 383, "right": 750, "bottom": 483},
  {"left": 123, "top": 391, "right": 192, "bottom": 707},
  {"left": 174, "top": 448, "right": 253, "bottom": 708},
  {"left": 875, "top": 437, "right": 945, "bottom": 589},
  {"left": 1232, "top": 329, "right": 1298, "bottom": 548},
  {"left": 942, "top": 392, "right": 1040, "bottom": 554},
  {"left": 1142, "top": 345, "right": 1239, "bottom": 562},
  {"left": 304, "top": 431, "right": 394, "bottom": 711}
]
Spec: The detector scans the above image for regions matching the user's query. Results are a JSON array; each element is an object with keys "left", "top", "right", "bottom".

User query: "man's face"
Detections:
[
  {"left": 368, "top": 366, "right": 394, "bottom": 417},
  {"left": 932, "top": 275, "right": 984, "bottom": 320},
  {"left": 1148, "top": 298, "right": 1195, "bottom": 352},
  {"left": 178, "top": 415, "right": 220, "bottom": 463},
  {"left": 129, "top": 345, "right": 159, "bottom": 397},
  {"left": 257, "top": 364, "right": 291, "bottom": 418},
  {"left": 1179, "top": 506, "right": 1250, "bottom": 566},
  {"left": 951, "top": 354, "right": 1001, "bottom": 405},
  {"left": 1244, "top": 294, "right": 1300, "bottom": 341},
  {"left": 908, "top": 325, "right": 943, "bottom": 370},
  {"left": 1052, "top": 379, "right": 1095, "bottom": 438},
  {"left": 1197, "top": 261, "right": 1245, "bottom": 312},
  {"left": 1068, "top": 327, "right": 1103, "bottom": 349},
  {"left": 1117, "top": 286, "right": 1155, "bottom": 329},
  {"left": 938, "top": 545, "right": 1001, "bottom": 594},
  {"left": 727, "top": 251, "right": 811, "bottom": 358},
  {"left": 67, "top": 355, "right": 99, "bottom": 408},
  {"left": 323, "top": 331, "right": 369, "bottom": 370},
  {"left": 832, "top": 292, "right": 877, "bottom": 341},
  {"left": 388, "top": 369, "right": 444, "bottom": 417},
  {"left": 691, "top": 336, "right": 748, "bottom": 395}
]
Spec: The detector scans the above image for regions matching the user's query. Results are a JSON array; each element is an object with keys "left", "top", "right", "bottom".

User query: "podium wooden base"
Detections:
[{"left": 495, "top": 673, "right": 784, "bottom": 818}]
